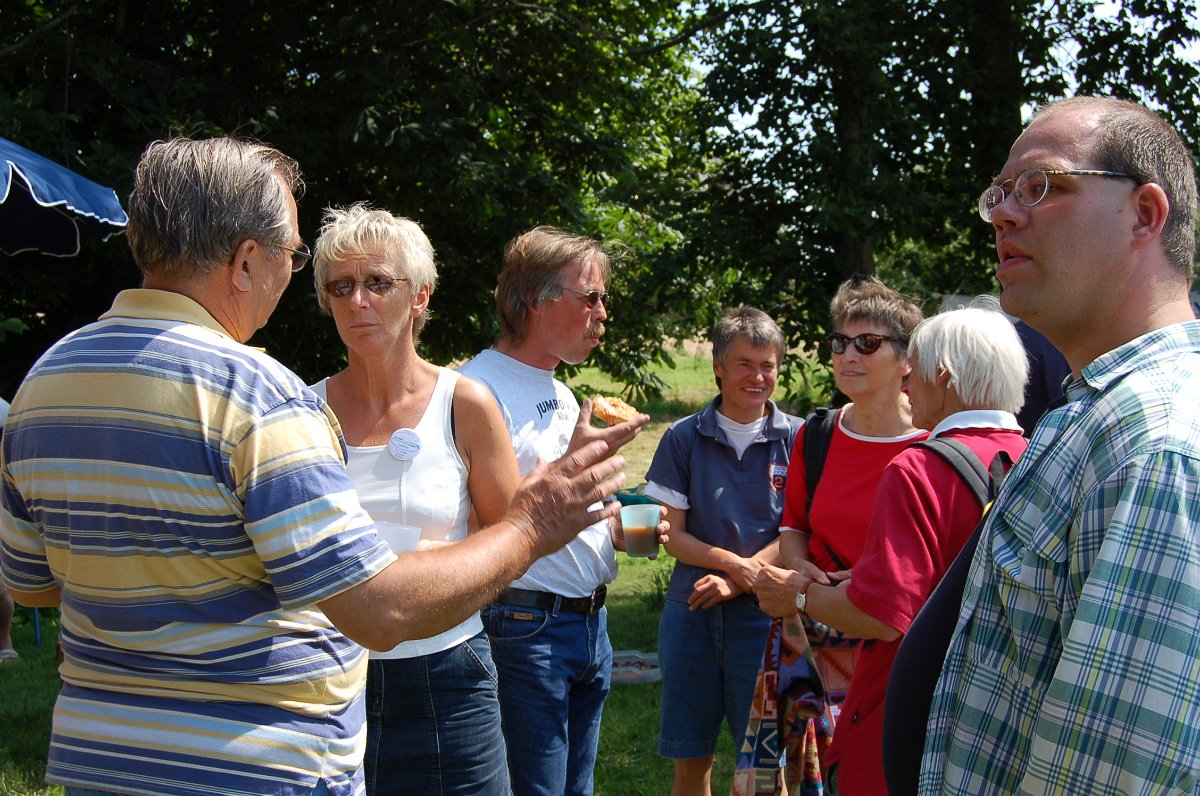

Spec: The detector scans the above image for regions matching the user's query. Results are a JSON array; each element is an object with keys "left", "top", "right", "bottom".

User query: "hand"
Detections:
[
  {"left": 725, "top": 556, "right": 764, "bottom": 594},
  {"left": 827, "top": 568, "right": 852, "bottom": 583},
  {"left": 753, "top": 564, "right": 805, "bottom": 618},
  {"left": 688, "top": 572, "right": 742, "bottom": 610},
  {"left": 610, "top": 504, "right": 671, "bottom": 558},
  {"left": 568, "top": 398, "right": 649, "bottom": 461},
  {"left": 503, "top": 439, "right": 627, "bottom": 559}
]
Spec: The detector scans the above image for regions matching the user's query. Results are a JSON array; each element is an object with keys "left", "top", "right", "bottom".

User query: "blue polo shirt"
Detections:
[{"left": 646, "top": 397, "right": 800, "bottom": 603}]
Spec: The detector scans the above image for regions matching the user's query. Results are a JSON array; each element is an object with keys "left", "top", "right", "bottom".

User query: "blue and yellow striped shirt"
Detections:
[{"left": 1, "top": 289, "right": 396, "bottom": 795}]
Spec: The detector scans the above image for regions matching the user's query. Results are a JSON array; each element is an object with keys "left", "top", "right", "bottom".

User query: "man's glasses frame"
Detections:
[
  {"left": 825, "top": 332, "right": 898, "bottom": 356},
  {"left": 977, "top": 168, "right": 1136, "bottom": 222},
  {"left": 560, "top": 285, "right": 610, "bottom": 309},
  {"left": 322, "top": 275, "right": 409, "bottom": 298},
  {"left": 279, "top": 243, "right": 312, "bottom": 273}
]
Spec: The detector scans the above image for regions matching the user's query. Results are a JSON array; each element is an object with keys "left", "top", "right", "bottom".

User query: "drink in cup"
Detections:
[{"left": 620, "top": 503, "right": 661, "bottom": 558}]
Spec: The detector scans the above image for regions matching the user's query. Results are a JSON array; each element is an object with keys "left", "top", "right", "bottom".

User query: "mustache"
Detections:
[{"left": 587, "top": 323, "right": 605, "bottom": 337}]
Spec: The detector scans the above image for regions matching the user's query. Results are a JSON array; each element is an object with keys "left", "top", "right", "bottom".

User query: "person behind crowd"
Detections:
[
  {"left": 755, "top": 300, "right": 1029, "bottom": 794},
  {"left": 904, "top": 96, "right": 1200, "bottom": 794},
  {"left": 1013, "top": 318, "right": 1070, "bottom": 435},
  {"left": 0, "top": 137, "right": 652, "bottom": 796},
  {"left": 643, "top": 306, "right": 800, "bottom": 796},
  {"left": 459, "top": 226, "right": 651, "bottom": 796},
  {"left": 309, "top": 204, "right": 519, "bottom": 795}
]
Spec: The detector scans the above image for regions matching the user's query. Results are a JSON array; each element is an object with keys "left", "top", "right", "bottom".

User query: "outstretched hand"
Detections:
[
  {"left": 503, "top": 439, "right": 627, "bottom": 559},
  {"left": 567, "top": 398, "right": 649, "bottom": 461}
]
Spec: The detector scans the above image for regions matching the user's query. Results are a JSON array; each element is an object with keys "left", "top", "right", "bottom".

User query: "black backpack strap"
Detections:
[
  {"left": 911, "top": 438, "right": 990, "bottom": 508},
  {"left": 803, "top": 407, "right": 838, "bottom": 515}
]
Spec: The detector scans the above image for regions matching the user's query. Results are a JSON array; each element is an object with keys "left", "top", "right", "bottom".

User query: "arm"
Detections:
[
  {"left": 455, "top": 376, "right": 521, "bottom": 528},
  {"left": 779, "top": 530, "right": 831, "bottom": 588},
  {"left": 805, "top": 579, "right": 901, "bottom": 641},
  {"left": 661, "top": 504, "right": 762, "bottom": 592},
  {"left": 322, "top": 437, "right": 630, "bottom": 650}
]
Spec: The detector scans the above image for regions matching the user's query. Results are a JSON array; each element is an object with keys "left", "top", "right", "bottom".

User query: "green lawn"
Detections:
[{"left": 0, "top": 347, "right": 750, "bottom": 796}]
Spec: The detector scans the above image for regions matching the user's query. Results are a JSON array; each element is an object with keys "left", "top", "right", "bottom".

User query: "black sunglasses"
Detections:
[
  {"left": 322, "top": 275, "right": 409, "bottom": 298},
  {"left": 560, "top": 286, "right": 610, "bottom": 309},
  {"left": 824, "top": 332, "right": 898, "bottom": 355}
]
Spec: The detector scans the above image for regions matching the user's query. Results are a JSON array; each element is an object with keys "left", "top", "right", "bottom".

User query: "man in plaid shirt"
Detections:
[{"left": 919, "top": 96, "right": 1200, "bottom": 793}]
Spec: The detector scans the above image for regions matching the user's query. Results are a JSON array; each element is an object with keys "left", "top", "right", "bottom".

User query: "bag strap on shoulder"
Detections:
[
  {"left": 803, "top": 407, "right": 838, "bottom": 515},
  {"left": 911, "top": 438, "right": 1014, "bottom": 508}
]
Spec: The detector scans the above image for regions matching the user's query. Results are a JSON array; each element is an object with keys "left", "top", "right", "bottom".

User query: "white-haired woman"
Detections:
[
  {"left": 310, "top": 203, "right": 519, "bottom": 796},
  {"left": 756, "top": 299, "right": 1029, "bottom": 795}
]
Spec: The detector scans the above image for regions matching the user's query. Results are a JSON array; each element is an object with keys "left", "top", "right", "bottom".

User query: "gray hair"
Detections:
[
  {"left": 126, "top": 137, "right": 303, "bottom": 279},
  {"left": 712, "top": 305, "right": 785, "bottom": 368},
  {"left": 908, "top": 297, "right": 1029, "bottom": 414},
  {"left": 1035, "top": 97, "right": 1198, "bottom": 278},
  {"left": 312, "top": 204, "right": 438, "bottom": 334},
  {"left": 495, "top": 226, "right": 612, "bottom": 342}
]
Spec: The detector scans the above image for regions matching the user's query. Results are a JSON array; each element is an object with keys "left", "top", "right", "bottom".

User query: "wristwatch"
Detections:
[{"left": 794, "top": 590, "right": 807, "bottom": 613}]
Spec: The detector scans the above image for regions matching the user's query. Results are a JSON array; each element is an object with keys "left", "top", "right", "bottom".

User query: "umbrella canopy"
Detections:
[{"left": 0, "top": 136, "right": 129, "bottom": 257}]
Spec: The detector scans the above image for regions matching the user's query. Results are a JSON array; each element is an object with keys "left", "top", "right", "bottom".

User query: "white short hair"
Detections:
[{"left": 908, "top": 297, "right": 1029, "bottom": 413}]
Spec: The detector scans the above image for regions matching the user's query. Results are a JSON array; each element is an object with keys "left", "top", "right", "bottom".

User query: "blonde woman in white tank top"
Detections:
[{"left": 311, "top": 204, "right": 519, "bottom": 796}]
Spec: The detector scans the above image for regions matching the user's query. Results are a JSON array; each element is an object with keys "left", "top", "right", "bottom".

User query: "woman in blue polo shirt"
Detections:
[{"left": 644, "top": 306, "right": 801, "bottom": 794}]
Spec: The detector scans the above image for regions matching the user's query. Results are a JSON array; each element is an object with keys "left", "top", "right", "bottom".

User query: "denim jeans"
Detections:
[
  {"left": 657, "top": 593, "right": 772, "bottom": 759},
  {"left": 363, "top": 631, "right": 508, "bottom": 796},
  {"left": 483, "top": 601, "right": 612, "bottom": 796}
]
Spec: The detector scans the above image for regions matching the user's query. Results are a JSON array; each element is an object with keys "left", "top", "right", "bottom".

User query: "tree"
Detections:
[
  {"left": 0, "top": 0, "right": 707, "bottom": 397},
  {"left": 691, "top": 0, "right": 1200, "bottom": 395}
]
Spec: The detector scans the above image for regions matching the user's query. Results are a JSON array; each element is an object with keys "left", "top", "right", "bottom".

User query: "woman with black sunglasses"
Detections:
[{"left": 773, "top": 276, "right": 927, "bottom": 783}]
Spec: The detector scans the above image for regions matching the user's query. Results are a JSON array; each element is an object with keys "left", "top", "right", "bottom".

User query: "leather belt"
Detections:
[{"left": 497, "top": 585, "right": 607, "bottom": 614}]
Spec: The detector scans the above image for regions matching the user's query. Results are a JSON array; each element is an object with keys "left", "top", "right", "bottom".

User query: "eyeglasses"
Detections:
[
  {"left": 279, "top": 243, "right": 312, "bottom": 273},
  {"left": 322, "top": 275, "right": 409, "bottom": 298},
  {"left": 977, "top": 168, "right": 1135, "bottom": 222},
  {"left": 825, "top": 332, "right": 897, "bottom": 355},
  {"left": 560, "top": 286, "right": 610, "bottom": 309}
]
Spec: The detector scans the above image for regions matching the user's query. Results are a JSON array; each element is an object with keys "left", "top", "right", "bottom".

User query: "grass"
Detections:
[{"left": 0, "top": 347, "right": 745, "bottom": 796}]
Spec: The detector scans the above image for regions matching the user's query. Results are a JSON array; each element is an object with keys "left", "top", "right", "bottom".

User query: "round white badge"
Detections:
[{"left": 388, "top": 428, "right": 421, "bottom": 461}]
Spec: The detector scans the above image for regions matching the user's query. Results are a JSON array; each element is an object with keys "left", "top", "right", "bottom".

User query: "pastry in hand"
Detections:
[{"left": 592, "top": 395, "right": 641, "bottom": 425}]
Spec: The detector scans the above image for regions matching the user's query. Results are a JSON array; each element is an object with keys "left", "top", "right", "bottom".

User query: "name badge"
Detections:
[{"left": 388, "top": 428, "right": 421, "bottom": 461}]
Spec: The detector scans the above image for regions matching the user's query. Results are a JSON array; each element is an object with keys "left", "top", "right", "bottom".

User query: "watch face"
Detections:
[{"left": 794, "top": 591, "right": 806, "bottom": 612}]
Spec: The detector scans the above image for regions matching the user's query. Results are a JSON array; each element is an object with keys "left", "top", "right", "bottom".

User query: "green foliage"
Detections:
[{"left": 0, "top": 0, "right": 708, "bottom": 398}]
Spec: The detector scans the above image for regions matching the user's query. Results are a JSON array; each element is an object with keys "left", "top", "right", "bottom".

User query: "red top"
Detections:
[
  {"left": 781, "top": 408, "right": 927, "bottom": 571},
  {"left": 825, "top": 426, "right": 1029, "bottom": 795}
]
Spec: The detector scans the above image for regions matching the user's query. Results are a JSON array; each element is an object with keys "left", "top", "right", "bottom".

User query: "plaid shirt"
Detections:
[{"left": 920, "top": 320, "right": 1200, "bottom": 795}]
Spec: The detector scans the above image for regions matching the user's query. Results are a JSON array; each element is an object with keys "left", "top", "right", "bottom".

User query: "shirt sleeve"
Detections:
[
  {"left": 1021, "top": 449, "right": 1200, "bottom": 793},
  {"left": 233, "top": 397, "right": 396, "bottom": 609}
]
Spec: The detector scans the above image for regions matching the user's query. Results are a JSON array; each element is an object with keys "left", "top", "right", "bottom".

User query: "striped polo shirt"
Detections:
[{"left": 0, "top": 289, "right": 396, "bottom": 796}]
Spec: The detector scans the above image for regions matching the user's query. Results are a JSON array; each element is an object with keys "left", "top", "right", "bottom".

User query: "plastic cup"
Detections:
[{"left": 620, "top": 503, "right": 661, "bottom": 558}]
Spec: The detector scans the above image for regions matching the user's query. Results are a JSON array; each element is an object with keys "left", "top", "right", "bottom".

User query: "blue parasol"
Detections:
[{"left": 0, "top": 135, "right": 129, "bottom": 257}]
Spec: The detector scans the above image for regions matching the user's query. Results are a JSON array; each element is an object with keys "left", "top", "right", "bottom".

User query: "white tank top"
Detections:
[{"left": 311, "top": 368, "right": 480, "bottom": 658}]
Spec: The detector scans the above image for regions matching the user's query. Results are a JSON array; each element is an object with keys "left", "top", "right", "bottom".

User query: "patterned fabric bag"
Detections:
[{"left": 732, "top": 614, "right": 831, "bottom": 796}]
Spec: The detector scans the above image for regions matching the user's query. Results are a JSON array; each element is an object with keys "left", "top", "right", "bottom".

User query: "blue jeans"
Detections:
[
  {"left": 363, "top": 631, "right": 508, "bottom": 795},
  {"left": 657, "top": 593, "right": 772, "bottom": 759},
  {"left": 483, "top": 601, "right": 612, "bottom": 796}
]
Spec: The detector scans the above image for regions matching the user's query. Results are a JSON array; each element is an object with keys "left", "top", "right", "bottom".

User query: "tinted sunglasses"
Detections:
[
  {"left": 825, "top": 332, "right": 897, "bottom": 355},
  {"left": 560, "top": 286, "right": 610, "bottom": 309},
  {"left": 322, "top": 275, "right": 408, "bottom": 298}
]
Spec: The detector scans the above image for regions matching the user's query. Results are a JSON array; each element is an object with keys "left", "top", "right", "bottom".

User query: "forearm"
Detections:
[
  {"left": 664, "top": 530, "right": 748, "bottom": 577},
  {"left": 779, "top": 530, "right": 811, "bottom": 571},
  {"left": 805, "top": 582, "right": 900, "bottom": 641},
  {"left": 321, "top": 519, "right": 539, "bottom": 651}
]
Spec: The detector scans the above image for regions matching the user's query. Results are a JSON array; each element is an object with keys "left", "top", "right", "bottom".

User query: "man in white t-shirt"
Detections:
[{"left": 460, "top": 226, "right": 641, "bottom": 796}]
